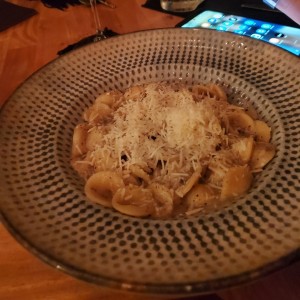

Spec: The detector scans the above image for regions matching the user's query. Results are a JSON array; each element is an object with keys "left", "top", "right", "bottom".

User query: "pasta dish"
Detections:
[{"left": 71, "top": 82, "right": 275, "bottom": 218}]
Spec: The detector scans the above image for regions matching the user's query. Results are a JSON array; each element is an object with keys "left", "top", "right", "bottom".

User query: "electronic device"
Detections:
[{"left": 178, "top": 10, "right": 300, "bottom": 56}]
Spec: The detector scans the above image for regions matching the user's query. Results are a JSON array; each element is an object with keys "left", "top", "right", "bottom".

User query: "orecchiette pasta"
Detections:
[
  {"left": 175, "top": 167, "right": 203, "bottom": 198},
  {"left": 71, "top": 124, "right": 90, "bottom": 158},
  {"left": 149, "top": 183, "right": 174, "bottom": 217},
  {"left": 85, "top": 127, "right": 104, "bottom": 152},
  {"left": 95, "top": 91, "right": 123, "bottom": 107},
  {"left": 227, "top": 110, "right": 255, "bottom": 135},
  {"left": 83, "top": 102, "right": 112, "bottom": 124},
  {"left": 71, "top": 82, "right": 276, "bottom": 218},
  {"left": 220, "top": 165, "right": 253, "bottom": 201},
  {"left": 84, "top": 171, "right": 124, "bottom": 207},
  {"left": 186, "top": 184, "right": 218, "bottom": 211},
  {"left": 112, "top": 186, "right": 154, "bottom": 217},
  {"left": 249, "top": 142, "right": 276, "bottom": 170},
  {"left": 254, "top": 120, "right": 271, "bottom": 143},
  {"left": 231, "top": 136, "right": 254, "bottom": 164}
]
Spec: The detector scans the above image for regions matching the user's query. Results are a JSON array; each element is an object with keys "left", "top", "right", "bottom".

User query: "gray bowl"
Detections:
[{"left": 0, "top": 28, "right": 299, "bottom": 296}]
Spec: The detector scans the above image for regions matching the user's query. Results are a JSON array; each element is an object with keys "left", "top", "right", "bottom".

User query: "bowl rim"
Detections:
[
  {"left": 1, "top": 212, "right": 299, "bottom": 295},
  {"left": 1, "top": 27, "right": 299, "bottom": 110}
]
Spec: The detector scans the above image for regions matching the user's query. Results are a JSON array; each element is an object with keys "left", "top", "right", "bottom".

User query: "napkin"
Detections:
[
  {"left": 41, "top": 0, "right": 81, "bottom": 10},
  {"left": 57, "top": 28, "right": 118, "bottom": 55},
  {"left": 0, "top": 0, "right": 37, "bottom": 32}
]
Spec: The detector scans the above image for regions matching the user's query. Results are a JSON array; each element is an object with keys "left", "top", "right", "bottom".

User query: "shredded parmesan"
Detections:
[{"left": 98, "top": 83, "right": 225, "bottom": 188}]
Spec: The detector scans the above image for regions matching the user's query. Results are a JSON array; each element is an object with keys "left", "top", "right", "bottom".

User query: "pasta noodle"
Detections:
[{"left": 71, "top": 82, "right": 276, "bottom": 218}]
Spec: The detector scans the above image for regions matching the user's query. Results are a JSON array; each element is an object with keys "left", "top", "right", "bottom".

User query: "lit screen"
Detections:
[{"left": 181, "top": 10, "right": 300, "bottom": 56}]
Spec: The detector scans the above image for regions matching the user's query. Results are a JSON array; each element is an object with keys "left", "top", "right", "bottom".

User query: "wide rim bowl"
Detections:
[{"left": 0, "top": 28, "right": 299, "bottom": 295}]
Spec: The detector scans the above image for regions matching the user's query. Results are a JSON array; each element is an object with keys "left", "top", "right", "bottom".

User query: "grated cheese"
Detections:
[{"left": 95, "top": 82, "right": 226, "bottom": 188}]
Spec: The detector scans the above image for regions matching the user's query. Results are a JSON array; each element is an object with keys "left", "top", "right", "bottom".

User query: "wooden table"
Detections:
[{"left": 0, "top": 1, "right": 299, "bottom": 299}]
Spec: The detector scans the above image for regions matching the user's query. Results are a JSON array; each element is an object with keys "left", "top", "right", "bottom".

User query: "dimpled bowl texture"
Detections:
[{"left": 0, "top": 28, "right": 299, "bottom": 295}]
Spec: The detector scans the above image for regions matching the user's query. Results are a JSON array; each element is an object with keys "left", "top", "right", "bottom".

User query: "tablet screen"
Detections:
[{"left": 180, "top": 10, "right": 300, "bottom": 56}]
